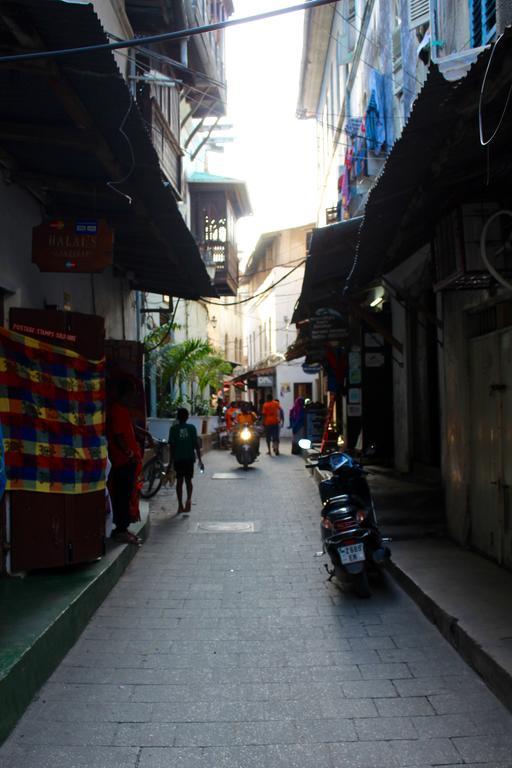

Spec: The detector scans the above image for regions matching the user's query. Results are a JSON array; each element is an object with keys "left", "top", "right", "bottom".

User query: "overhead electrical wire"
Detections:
[
  {"left": 202, "top": 260, "right": 306, "bottom": 307},
  {"left": 0, "top": 0, "right": 339, "bottom": 65}
]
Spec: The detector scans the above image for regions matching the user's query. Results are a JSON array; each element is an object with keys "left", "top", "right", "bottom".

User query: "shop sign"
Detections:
[
  {"left": 308, "top": 314, "right": 348, "bottom": 342},
  {"left": 257, "top": 375, "right": 273, "bottom": 387},
  {"left": 32, "top": 219, "right": 113, "bottom": 273},
  {"left": 302, "top": 362, "right": 322, "bottom": 374}
]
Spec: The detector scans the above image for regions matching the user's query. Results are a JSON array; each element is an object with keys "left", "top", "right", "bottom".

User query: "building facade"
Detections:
[{"left": 296, "top": 0, "right": 512, "bottom": 569}]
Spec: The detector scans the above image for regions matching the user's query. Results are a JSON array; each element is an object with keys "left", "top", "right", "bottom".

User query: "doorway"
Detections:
[
  {"left": 470, "top": 328, "right": 512, "bottom": 567},
  {"left": 293, "top": 382, "right": 312, "bottom": 401}
]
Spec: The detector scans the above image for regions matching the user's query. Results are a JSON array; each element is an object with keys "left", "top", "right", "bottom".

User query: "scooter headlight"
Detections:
[{"left": 240, "top": 427, "right": 251, "bottom": 441}]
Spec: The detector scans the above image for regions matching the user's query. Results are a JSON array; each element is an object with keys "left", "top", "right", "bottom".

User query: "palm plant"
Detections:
[{"left": 145, "top": 330, "right": 231, "bottom": 416}]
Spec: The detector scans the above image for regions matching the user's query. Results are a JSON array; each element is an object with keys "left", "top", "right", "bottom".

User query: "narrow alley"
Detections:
[{"left": 1, "top": 446, "right": 511, "bottom": 768}]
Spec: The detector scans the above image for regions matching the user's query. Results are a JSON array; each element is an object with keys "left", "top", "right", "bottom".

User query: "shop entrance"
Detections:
[{"left": 293, "top": 382, "right": 312, "bottom": 401}]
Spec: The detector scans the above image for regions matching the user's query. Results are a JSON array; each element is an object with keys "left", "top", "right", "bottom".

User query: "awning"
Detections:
[
  {"left": 0, "top": 0, "right": 216, "bottom": 299},
  {"left": 292, "top": 217, "right": 362, "bottom": 322},
  {"left": 355, "top": 30, "right": 512, "bottom": 283}
]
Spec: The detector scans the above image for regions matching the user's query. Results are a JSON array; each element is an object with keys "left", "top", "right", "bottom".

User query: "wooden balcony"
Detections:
[{"left": 200, "top": 240, "right": 238, "bottom": 296}]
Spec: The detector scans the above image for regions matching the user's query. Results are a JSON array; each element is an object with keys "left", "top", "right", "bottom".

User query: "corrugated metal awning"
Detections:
[
  {"left": 0, "top": 0, "right": 216, "bottom": 299},
  {"left": 292, "top": 217, "right": 362, "bottom": 323}
]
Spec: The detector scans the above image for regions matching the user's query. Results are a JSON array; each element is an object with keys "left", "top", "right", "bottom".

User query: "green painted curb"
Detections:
[{"left": 0, "top": 512, "right": 150, "bottom": 745}]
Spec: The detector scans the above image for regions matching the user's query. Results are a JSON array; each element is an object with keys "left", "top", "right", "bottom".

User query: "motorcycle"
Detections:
[
  {"left": 233, "top": 424, "right": 260, "bottom": 470},
  {"left": 302, "top": 443, "right": 390, "bottom": 597}
]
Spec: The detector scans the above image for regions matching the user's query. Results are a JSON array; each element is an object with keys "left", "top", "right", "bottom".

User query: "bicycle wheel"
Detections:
[{"left": 140, "top": 457, "right": 163, "bottom": 499}]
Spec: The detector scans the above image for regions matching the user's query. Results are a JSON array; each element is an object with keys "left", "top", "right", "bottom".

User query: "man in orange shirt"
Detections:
[{"left": 261, "top": 394, "right": 282, "bottom": 455}]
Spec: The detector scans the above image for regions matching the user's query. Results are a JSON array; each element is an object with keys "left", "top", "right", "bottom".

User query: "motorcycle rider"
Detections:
[{"left": 232, "top": 402, "right": 259, "bottom": 455}]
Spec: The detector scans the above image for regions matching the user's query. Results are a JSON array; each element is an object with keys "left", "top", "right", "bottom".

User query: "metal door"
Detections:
[{"left": 470, "top": 334, "right": 502, "bottom": 561}]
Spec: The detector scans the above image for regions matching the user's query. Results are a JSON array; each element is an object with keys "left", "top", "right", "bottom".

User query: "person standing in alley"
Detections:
[
  {"left": 262, "top": 393, "right": 281, "bottom": 455},
  {"left": 168, "top": 408, "right": 204, "bottom": 514},
  {"left": 107, "top": 378, "right": 142, "bottom": 545}
]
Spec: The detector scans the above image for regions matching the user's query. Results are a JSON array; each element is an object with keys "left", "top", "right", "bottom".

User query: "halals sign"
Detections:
[{"left": 32, "top": 219, "right": 114, "bottom": 272}]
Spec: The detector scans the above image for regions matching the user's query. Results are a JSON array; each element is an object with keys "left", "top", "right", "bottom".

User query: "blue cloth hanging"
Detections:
[{"left": 365, "top": 71, "right": 387, "bottom": 154}]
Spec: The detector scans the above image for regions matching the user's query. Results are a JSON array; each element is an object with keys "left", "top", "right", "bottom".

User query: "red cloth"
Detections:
[
  {"left": 262, "top": 400, "right": 281, "bottom": 426},
  {"left": 107, "top": 402, "right": 140, "bottom": 468}
]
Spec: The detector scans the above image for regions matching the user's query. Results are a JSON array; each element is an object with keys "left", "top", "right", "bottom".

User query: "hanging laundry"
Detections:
[
  {"left": 345, "top": 117, "right": 362, "bottom": 138},
  {"left": 353, "top": 116, "right": 367, "bottom": 177},
  {"left": 366, "top": 70, "right": 387, "bottom": 154}
]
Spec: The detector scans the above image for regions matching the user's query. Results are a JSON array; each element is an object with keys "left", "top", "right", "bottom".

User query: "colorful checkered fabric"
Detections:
[{"left": 0, "top": 327, "right": 106, "bottom": 494}]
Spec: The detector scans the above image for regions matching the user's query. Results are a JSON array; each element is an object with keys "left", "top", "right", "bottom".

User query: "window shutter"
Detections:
[
  {"left": 408, "top": 0, "right": 430, "bottom": 29},
  {"left": 471, "top": 0, "right": 496, "bottom": 46}
]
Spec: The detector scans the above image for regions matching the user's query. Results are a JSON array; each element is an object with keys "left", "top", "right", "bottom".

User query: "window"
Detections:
[
  {"left": 408, "top": 0, "right": 430, "bottom": 29},
  {"left": 470, "top": 0, "right": 496, "bottom": 47}
]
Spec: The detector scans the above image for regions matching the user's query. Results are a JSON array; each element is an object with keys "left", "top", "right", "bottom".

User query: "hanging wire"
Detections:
[
  {"left": 478, "top": 32, "right": 512, "bottom": 147},
  {"left": 106, "top": 96, "right": 136, "bottom": 204}
]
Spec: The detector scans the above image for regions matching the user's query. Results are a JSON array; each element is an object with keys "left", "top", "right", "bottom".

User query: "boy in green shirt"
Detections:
[{"left": 168, "top": 408, "right": 204, "bottom": 514}]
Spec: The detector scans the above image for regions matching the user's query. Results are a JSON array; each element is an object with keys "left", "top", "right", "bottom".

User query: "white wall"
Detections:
[
  {"left": 0, "top": 178, "right": 137, "bottom": 341},
  {"left": 276, "top": 359, "right": 319, "bottom": 437}
]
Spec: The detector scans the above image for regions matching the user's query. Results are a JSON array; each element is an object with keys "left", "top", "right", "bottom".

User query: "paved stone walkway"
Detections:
[{"left": 2, "top": 444, "right": 512, "bottom": 767}]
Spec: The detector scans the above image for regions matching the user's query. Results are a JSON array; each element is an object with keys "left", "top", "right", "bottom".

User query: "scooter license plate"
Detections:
[{"left": 338, "top": 542, "right": 365, "bottom": 565}]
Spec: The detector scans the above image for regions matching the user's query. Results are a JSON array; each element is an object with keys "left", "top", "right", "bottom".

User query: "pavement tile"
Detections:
[
  {"left": 375, "top": 697, "right": 436, "bottom": 717},
  {"left": 5, "top": 720, "right": 117, "bottom": 746},
  {"left": 113, "top": 723, "right": 177, "bottom": 746},
  {"left": 328, "top": 739, "right": 397, "bottom": 767},
  {"left": 295, "top": 718, "right": 357, "bottom": 743},
  {"left": 428, "top": 692, "right": 504, "bottom": 715},
  {"left": 412, "top": 714, "right": 481, "bottom": 738},
  {"left": 20, "top": 701, "right": 154, "bottom": 723},
  {"left": 0, "top": 745, "right": 139, "bottom": 767},
  {"left": 340, "top": 679, "right": 398, "bottom": 698},
  {"left": 37, "top": 682, "right": 133, "bottom": 702},
  {"left": 358, "top": 662, "right": 411, "bottom": 679},
  {"left": 139, "top": 744, "right": 333, "bottom": 768},
  {"left": 394, "top": 675, "right": 487, "bottom": 698},
  {"left": 173, "top": 720, "right": 299, "bottom": 747},
  {"left": 452, "top": 735, "right": 512, "bottom": 763},
  {"left": 389, "top": 737, "right": 462, "bottom": 766},
  {"left": 354, "top": 716, "right": 417, "bottom": 740},
  {"left": 151, "top": 701, "right": 269, "bottom": 723}
]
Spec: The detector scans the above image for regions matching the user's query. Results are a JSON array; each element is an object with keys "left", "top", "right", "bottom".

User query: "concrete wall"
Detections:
[{"left": 0, "top": 178, "right": 137, "bottom": 341}]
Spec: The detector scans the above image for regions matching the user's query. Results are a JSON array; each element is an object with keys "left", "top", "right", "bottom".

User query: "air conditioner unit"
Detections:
[{"left": 433, "top": 203, "right": 512, "bottom": 291}]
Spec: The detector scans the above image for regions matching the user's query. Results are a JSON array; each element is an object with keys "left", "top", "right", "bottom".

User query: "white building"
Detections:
[{"left": 237, "top": 224, "right": 321, "bottom": 431}]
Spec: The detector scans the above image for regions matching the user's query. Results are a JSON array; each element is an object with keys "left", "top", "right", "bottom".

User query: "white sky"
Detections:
[{"left": 207, "top": 1, "right": 319, "bottom": 262}]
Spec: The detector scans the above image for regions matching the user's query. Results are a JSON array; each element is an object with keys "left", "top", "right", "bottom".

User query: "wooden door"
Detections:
[
  {"left": 470, "top": 334, "right": 502, "bottom": 561},
  {"left": 499, "top": 329, "right": 512, "bottom": 568}
]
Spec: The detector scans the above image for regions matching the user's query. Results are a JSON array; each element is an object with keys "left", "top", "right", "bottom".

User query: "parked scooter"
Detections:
[
  {"left": 301, "top": 442, "right": 391, "bottom": 597},
  {"left": 233, "top": 424, "right": 260, "bottom": 470}
]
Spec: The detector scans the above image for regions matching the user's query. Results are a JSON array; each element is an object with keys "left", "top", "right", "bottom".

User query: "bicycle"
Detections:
[{"left": 140, "top": 439, "right": 174, "bottom": 499}]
